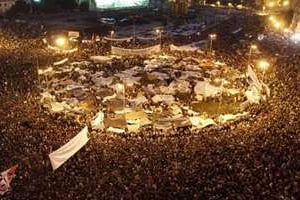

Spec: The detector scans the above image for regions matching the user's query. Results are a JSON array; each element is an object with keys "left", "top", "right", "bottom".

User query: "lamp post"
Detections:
[
  {"left": 208, "top": 33, "right": 217, "bottom": 53},
  {"left": 247, "top": 44, "right": 257, "bottom": 67},
  {"left": 133, "top": 16, "right": 136, "bottom": 45},
  {"left": 55, "top": 36, "right": 67, "bottom": 49},
  {"left": 110, "top": 30, "right": 114, "bottom": 50},
  {"left": 156, "top": 29, "right": 162, "bottom": 48},
  {"left": 257, "top": 60, "right": 271, "bottom": 78}
]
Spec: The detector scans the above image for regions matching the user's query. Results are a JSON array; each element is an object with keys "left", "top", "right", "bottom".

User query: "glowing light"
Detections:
[
  {"left": 273, "top": 21, "right": 282, "bottom": 29},
  {"left": 267, "top": 2, "right": 275, "bottom": 7},
  {"left": 257, "top": 60, "right": 270, "bottom": 72},
  {"left": 209, "top": 33, "right": 217, "bottom": 40},
  {"left": 291, "top": 33, "right": 300, "bottom": 43},
  {"left": 258, "top": 34, "right": 265, "bottom": 41},
  {"left": 283, "top": 0, "right": 289, "bottom": 7},
  {"left": 250, "top": 45, "right": 258, "bottom": 50},
  {"left": 55, "top": 37, "right": 67, "bottom": 48},
  {"left": 283, "top": 28, "right": 290, "bottom": 33},
  {"left": 216, "top": 1, "right": 220, "bottom": 6},
  {"left": 95, "top": 0, "right": 149, "bottom": 9},
  {"left": 269, "top": 16, "right": 275, "bottom": 22}
]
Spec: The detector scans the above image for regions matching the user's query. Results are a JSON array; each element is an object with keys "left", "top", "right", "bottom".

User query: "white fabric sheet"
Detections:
[
  {"left": 111, "top": 45, "right": 161, "bottom": 56},
  {"left": 49, "top": 126, "right": 89, "bottom": 170}
]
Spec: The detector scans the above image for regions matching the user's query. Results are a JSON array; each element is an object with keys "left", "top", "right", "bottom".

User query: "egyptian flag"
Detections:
[{"left": 0, "top": 165, "right": 18, "bottom": 195}]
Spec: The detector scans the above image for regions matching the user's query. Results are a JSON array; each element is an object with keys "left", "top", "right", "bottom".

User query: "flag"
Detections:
[
  {"left": 0, "top": 165, "right": 18, "bottom": 195},
  {"left": 247, "top": 65, "right": 262, "bottom": 91},
  {"left": 49, "top": 126, "right": 89, "bottom": 171}
]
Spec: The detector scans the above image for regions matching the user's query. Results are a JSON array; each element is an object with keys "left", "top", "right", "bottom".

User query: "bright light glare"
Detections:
[
  {"left": 257, "top": 60, "right": 270, "bottom": 72},
  {"left": 291, "top": 33, "right": 300, "bottom": 43},
  {"left": 267, "top": 2, "right": 275, "bottom": 7},
  {"left": 55, "top": 37, "right": 67, "bottom": 47},
  {"left": 209, "top": 34, "right": 217, "bottom": 40},
  {"left": 251, "top": 45, "right": 258, "bottom": 50},
  {"left": 283, "top": 1, "right": 289, "bottom": 6},
  {"left": 269, "top": 16, "right": 275, "bottom": 21},
  {"left": 95, "top": 0, "right": 149, "bottom": 9},
  {"left": 274, "top": 22, "right": 281, "bottom": 29}
]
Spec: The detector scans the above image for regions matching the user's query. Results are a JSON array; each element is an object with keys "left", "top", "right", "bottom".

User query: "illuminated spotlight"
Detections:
[
  {"left": 267, "top": 2, "right": 275, "bottom": 8},
  {"left": 283, "top": 0, "right": 289, "bottom": 7},
  {"left": 250, "top": 44, "right": 258, "bottom": 50},
  {"left": 216, "top": 1, "right": 221, "bottom": 6},
  {"left": 291, "top": 33, "right": 300, "bottom": 43},
  {"left": 55, "top": 37, "right": 67, "bottom": 48},
  {"left": 257, "top": 60, "right": 270, "bottom": 72},
  {"left": 273, "top": 22, "right": 282, "bottom": 29},
  {"left": 228, "top": 3, "right": 233, "bottom": 7},
  {"left": 209, "top": 33, "right": 217, "bottom": 40},
  {"left": 268, "top": 16, "right": 275, "bottom": 22},
  {"left": 283, "top": 28, "right": 290, "bottom": 33}
]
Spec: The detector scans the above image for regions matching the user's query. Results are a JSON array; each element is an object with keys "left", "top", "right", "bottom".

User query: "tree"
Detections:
[
  {"left": 38, "top": 0, "right": 78, "bottom": 12},
  {"left": 79, "top": 1, "right": 89, "bottom": 12}
]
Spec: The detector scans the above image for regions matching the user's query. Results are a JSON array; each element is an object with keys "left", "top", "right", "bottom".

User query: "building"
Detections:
[
  {"left": 77, "top": 0, "right": 150, "bottom": 11},
  {"left": 0, "top": 0, "right": 31, "bottom": 14},
  {"left": 0, "top": 0, "right": 16, "bottom": 14},
  {"left": 169, "top": 0, "right": 189, "bottom": 16}
]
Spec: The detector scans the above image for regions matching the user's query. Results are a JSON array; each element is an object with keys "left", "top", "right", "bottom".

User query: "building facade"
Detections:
[{"left": 0, "top": 0, "right": 16, "bottom": 14}]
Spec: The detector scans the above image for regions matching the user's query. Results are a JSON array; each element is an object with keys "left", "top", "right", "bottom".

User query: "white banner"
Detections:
[
  {"left": 0, "top": 165, "right": 17, "bottom": 195},
  {"left": 247, "top": 65, "right": 262, "bottom": 91},
  {"left": 111, "top": 45, "right": 161, "bottom": 56},
  {"left": 136, "top": 36, "right": 159, "bottom": 41},
  {"left": 103, "top": 36, "right": 133, "bottom": 42},
  {"left": 53, "top": 58, "right": 69, "bottom": 66},
  {"left": 49, "top": 126, "right": 89, "bottom": 171},
  {"left": 170, "top": 44, "right": 199, "bottom": 52}
]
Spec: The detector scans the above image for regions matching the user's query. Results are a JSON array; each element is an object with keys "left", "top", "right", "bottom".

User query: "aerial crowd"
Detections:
[{"left": 0, "top": 13, "right": 299, "bottom": 199}]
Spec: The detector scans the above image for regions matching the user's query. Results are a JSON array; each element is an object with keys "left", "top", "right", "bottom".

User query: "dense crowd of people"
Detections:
[{"left": 0, "top": 11, "right": 299, "bottom": 199}]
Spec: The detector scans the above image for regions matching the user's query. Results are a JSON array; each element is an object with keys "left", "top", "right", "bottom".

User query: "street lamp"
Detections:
[
  {"left": 110, "top": 30, "right": 114, "bottom": 50},
  {"left": 267, "top": 1, "right": 275, "bottom": 8},
  {"left": 274, "top": 21, "right": 282, "bottom": 29},
  {"left": 208, "top": 33, "right": 217, "bottom": 53},
  {"left": 54, "top": 36, "right": 67, "bottom": 49},
  {"left": 257, "top": 60, "right": 270, "bottom": 77},
  {"left": 156, "top": 29, "right": 162, "bottom": 48},
  {"left": 283, "top": 0, "right": 289, "bottom": 7},
  {"left": 247, "top": 44, "right": 257, "bottom": 67}
]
